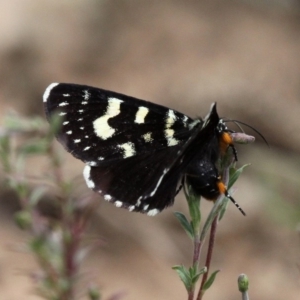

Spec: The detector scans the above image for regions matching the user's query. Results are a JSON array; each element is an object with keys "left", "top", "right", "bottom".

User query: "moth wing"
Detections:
[{"left": 44, "top": 83, "right": 195, "bottom": 166}]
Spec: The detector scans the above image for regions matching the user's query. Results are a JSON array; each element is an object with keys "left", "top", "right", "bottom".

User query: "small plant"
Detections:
[
  {"left": 173, "top": 131, "right": 254, "bottom": 300},
  {"left": 0, "top": 112, "right": 101, "bottom": 300}
]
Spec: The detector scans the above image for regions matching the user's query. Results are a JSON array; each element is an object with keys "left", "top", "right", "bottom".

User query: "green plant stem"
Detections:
[
  {"left": 187, "top": 235, "right": 202, "bottom": 300},
  {"left": 242, "top": 291, "right": 249, "bottom": 300},
  {"left": 197, "top": 214, "right": 218, "bottom": 300},
  {"left": 188, "top": 290, "right": 194, "bottom": 300},
  {"left": 193, "top": 234, "right": 202, "bottom": 266}
]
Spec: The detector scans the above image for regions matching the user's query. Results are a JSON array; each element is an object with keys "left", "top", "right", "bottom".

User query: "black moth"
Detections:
[{"left": 43, "top": 83, "right": 244, "bottom": 216}]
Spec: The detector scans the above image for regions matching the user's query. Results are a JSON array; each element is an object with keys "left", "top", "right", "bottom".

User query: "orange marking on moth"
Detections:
[
  {"left": 220, "top": 132, "right": 233, "bottom": 153},
  {"left": 216, "top": 180, "right": 227, "bottom": 195}
]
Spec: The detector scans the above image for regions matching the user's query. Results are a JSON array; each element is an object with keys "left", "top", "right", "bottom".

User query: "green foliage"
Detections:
[
  {"left": 172, "top": 265, "right": 206, "bottom": 292},
  {"left": 174, "top": 212, "right": 194, "bottom": 239},
  {"left": 202, "top": 270, "right": 220, "bottom": 291},
  {"left": 228, "top": 164, "right": 250, "bottom": 190}
]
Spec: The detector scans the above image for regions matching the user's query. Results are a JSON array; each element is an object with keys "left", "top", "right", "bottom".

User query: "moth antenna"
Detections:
[
  {"left": 224, "top": 190, "right": 246, "bottom": 216},
  {"left": 231, "top": 120, "right": 244, "bottom": 133}
]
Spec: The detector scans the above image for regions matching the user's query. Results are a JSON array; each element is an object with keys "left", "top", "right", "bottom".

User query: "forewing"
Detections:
[{"left": 43, "top": 83, "right": 195, "bottom": 166}]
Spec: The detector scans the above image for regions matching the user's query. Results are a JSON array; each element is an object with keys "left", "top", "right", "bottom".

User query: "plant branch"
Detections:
[{"left": 197, "top": 214, "right": 218, "bottom": 300}]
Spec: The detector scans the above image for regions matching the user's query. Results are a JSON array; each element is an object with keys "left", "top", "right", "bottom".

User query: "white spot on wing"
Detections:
[
  {"left": 84, "top": 146, "right": 91, "bottom": 151},
  {"left": 88, "top": 161, "right": 97, "bottom": 166},
  {"left": 135, "top": 106, "right": 149, "bottom": 124},
  {"left": 83, "top": 165, "right": 95, "bottom": 189},
  {"left": 165, "top": 129, "right": 175, "bottom": 137},
  {"left": 164, "top": 129, "right": 179, "bottom": 146},
  {"left": 164, "top": 110, "right": 179, "bottom": 146},
  {"left": 165, "top": 109, "right": 177, "bottom": 129},
  {"left": 83, "top": 90, "right": 91, "bottom": 100},
  {"left": 98, "top": 157, "right": 104, "bottom": 160},
  {"left": 118, "top": 142, "right": 136, "bottom": 158},
  {"left": 142, "top": 132, "right": 153, "bottom": 143},
  {"left": 43, "top": 83, "right": 58, "bottom": 103},
  {"left": 136, "top": 196, "right": 142, "bottom": 207},
  {"left": 74, "top": 139, "right": 81, "bottom": 143},
  {"left": 59, "top": 112, "right": 67, "bottom": 116},
  {"left": 63, "top": 93, "right": 70, "bottom": 97},
  {"left": 147, "top": 209, "right": 160, "bottom": 216},
  {"left": 66, "top": 130, "right": 72, "bottom": 135},
  {"left": 59, "top": 102, "right": 69, "bottom": 107},
  {"left": 104, "top": 194, "right": 112, "bottom": 201},
  {"left": 93, "top": 98, "right": 123, "bottom": 140},
  {"left": 63, "top": 121, "right": 69, "bottom": 125},
  {"left": 167, "top": 137, "right": 179, "bottom": 146},
  {"left": 128, "top": 205, "right": 135, "bottom": 211},
  {"left": 182, "top": 115, "right": 189, "bottom": 127},
  {"left": 115, "top": 201, "right": 123, "bottom": 207}
]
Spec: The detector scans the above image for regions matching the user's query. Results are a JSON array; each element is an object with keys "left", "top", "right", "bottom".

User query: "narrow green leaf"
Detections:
[
  {"left": 188, "top": 198, "right": 201, "bottom": 232},
  {"left": 172, "top": 265, "right": 193, "bottom": 292},
  {"left": 218, "top": 197, "right": 229, "bottom": 221},
  {"left": 228, "top": 164, "right": 250, "bottom": 190},
  {"left": 173, "top": 265, "right": 206, "bottom": 291},
  {"left": 189, "top": 264, "right": 197, "bottom": 276},
  {"left": 189, "top": 266, "right": 201, "bottom": 285},
  {"left": 174, "top": 212, "right": 194, "bottom": 239},
  {"left": 29, "top": 187, "right": 47, "bottom": 207},
  {"left": 202, "top": 270, "right": 220, "bottom": 291},
  {"left": 183, "top": 182, "right": 201, "bottom": 233}
]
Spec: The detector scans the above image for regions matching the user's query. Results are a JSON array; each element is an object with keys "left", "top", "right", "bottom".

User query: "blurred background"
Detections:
[{"left": 1, "top": 1, "right": 300, "bottom": 299}]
